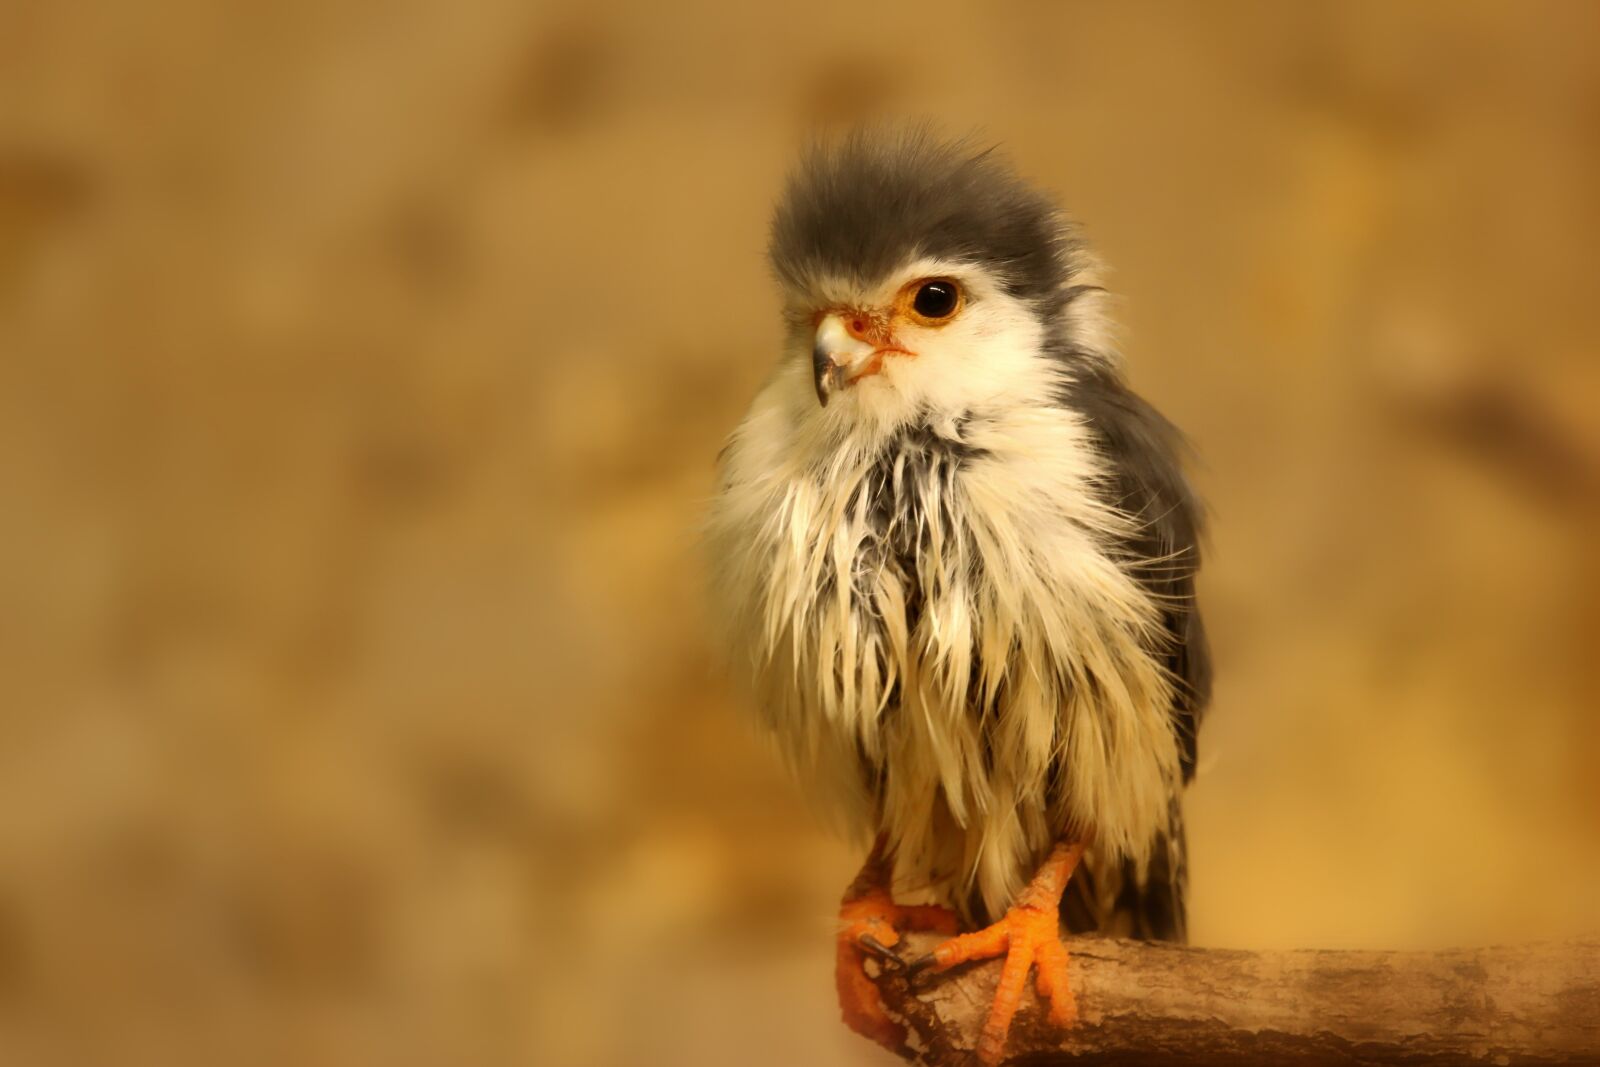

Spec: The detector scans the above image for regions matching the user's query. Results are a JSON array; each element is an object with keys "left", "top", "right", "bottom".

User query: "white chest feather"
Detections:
[{"left": 707, "top": 357, "right": 1180, "bottom": 920}]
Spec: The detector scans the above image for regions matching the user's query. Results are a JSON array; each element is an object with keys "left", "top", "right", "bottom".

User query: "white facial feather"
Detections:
[{"left": 707, "top": 261, "right": 1179, "bottom": 920}]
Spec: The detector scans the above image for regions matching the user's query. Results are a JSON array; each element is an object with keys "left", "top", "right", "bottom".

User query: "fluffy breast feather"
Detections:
[{"left": 707, "top": 359, "right": 1181, "bottom": 921}]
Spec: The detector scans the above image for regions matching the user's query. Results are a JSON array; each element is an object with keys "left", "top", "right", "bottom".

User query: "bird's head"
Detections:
[{"left": 768, "top": 128, "right": 1101, "bottom": 431}]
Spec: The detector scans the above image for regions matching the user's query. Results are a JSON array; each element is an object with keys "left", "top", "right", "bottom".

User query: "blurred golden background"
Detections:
[{"left": 3, "top": 1, "right": 1599, "bottom": 1064}]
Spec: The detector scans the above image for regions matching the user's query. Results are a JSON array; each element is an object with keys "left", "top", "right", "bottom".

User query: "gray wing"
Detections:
[{"left": 1060, "top": 361, "right": 1211, "bottom": 942}]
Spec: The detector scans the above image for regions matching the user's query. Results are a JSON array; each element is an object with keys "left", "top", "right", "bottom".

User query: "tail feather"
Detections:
[{"left": 1062, "top": 799, "right": 1188, "bottom": 943}]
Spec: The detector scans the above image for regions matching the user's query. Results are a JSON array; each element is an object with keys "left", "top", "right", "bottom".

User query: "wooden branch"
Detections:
[{"left": 869, "top": 932, "right": 1600, "bottom": 1065}]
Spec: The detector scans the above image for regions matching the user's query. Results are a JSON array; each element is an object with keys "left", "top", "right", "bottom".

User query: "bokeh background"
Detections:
[{"left": 3, "top": 2, "right": 1599, "bottom": 1065}]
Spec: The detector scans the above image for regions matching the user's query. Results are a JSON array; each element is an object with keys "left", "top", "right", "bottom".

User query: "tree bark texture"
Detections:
[{"left": 869, "top": 932, "right": 1600, "bottom": 1065}]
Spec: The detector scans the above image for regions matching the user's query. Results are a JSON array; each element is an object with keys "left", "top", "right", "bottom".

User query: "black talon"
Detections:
[
  {"left": 857, "top": 933, "right": 903, "bottom": 969},
  {"left": 905, "top": 953, "right": 939, "bottom": 987}
]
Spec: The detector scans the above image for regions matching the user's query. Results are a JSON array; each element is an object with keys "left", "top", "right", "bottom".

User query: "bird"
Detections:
[{"left": 705, "top": 127, "right": 1211, "bottom": 1065}]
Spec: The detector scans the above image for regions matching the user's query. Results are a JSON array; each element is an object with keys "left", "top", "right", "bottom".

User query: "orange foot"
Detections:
[
  {"left": 916, "top": 840, "right": 1086, "bottom": 1066},
  {"left": 836, "top": 840, "right": 960, "bottom": 1053}
]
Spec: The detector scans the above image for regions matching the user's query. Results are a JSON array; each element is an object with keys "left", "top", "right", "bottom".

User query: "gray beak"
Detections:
[
  {"left": 810, "top": 314, "right": 876, "bottom": 408},
  {"left": 812, "top": 343, "right": 840, "bottom": 407}
]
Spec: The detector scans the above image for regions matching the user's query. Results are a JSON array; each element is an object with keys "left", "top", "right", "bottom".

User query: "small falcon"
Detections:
[{"left": 706, "top": 128, "right": 1211, "bottom": 1065}]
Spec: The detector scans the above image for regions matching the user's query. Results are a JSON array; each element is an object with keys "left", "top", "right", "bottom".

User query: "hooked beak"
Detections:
[{"left": 811, "top": 314, "right": 878, "bottom": 407}]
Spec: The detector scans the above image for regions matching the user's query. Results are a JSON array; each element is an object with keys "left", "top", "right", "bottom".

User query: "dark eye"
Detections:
[{"left": 912, "top": 280, "right": 960, "bottom": 319}]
